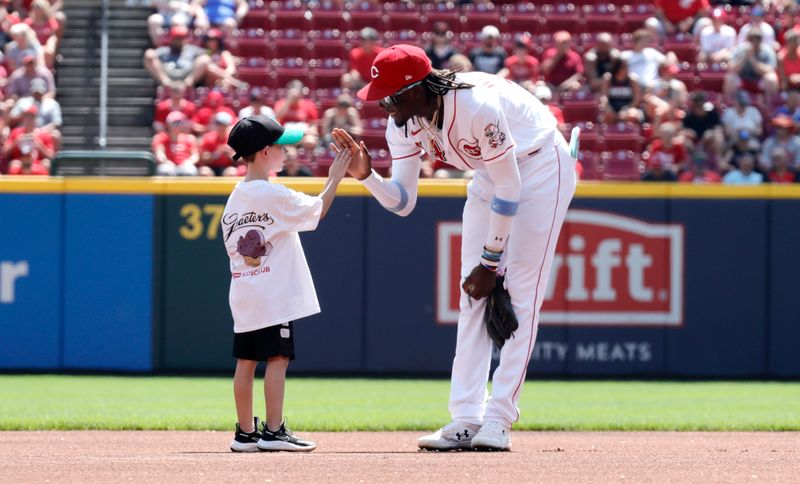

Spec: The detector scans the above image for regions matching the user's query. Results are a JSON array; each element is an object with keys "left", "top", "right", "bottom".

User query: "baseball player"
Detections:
[
  {"left": 223, "top": 115, "right": 351, "bottom": 452},
  {"left": 331, "top": 44, "right": 577, "bottom": 451}
]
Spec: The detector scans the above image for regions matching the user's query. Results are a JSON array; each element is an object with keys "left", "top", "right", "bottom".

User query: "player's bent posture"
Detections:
[
  {"left": 222, "top": 116, "right": 350, "bottom": 452},
  {"left": 331, "top": 45, "right": 577, "bottom": 451}
]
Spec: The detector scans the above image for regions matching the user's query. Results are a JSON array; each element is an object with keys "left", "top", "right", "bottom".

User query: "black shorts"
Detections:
[{"left": 232, "top": 322, "right": 295, "bottom": 361}]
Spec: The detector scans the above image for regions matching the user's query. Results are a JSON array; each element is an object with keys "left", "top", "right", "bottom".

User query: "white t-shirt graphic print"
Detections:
[{"left": 222, "top": 180, "right": 323, "bottom": 333}]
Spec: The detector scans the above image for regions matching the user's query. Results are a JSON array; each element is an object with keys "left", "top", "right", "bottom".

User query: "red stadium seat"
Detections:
[
  {"left": 619, "top": 4, "right": 653, "bottom": 33},
  {"left": 577, "top": 150, "right": 601, "bottom": 180},
  {"left": 501, "top": 3, "right": 539, "bottom": 34},
  {"left": 308, "top": 0, "right": 346, "bottom": 30},
  {"left": 235, "top": 29, "right": 271, "bottom": 57},
  {"left": 312, "top": 58, "right": 346, "bottom": 89},
  {"left": 422, "top": 2, "right": 461, "bottom": 33},
  {"left": 461, "top": 3, "right": 501, "bottom": 32},
  {"left": 602, "top": 122, "right": 643, "bottom": 152},
  {"left": 567, "top": 121, "right": 601, "bottom": 152},
  {"left": 599, "top": 150, "right": 643, "bottom": 181},
  {"left": 270, "top": 0, "right": 310, "bottom": 30},
  {"left": 271, "top": 29, "right": 312, "bottom": 58},
  {"left": 696, "top": 62, "right": 728, "bottom": 92},
  {"left": 309, "top": 29, "right": 347, "bottom": 58},
  {"left": 582, "top": 4, "right": 620, "bottom": 34},
  {"left": 561, "top": 90, "right": 599, "bottom": 123},
  {"left": 384, "top": 30, "right": 421, "bottom": 48},
  {"left": 539, "top": 4, "right": 582, "bottom": 34},
  {"left": 347, "top": 2, "right": 385, "bottom": 31},
  {"left": 241, "top": 9, "right": 271, "bottom": 30},
  {"left": 273, "top": 57, "right": 312, "bottom": 88},
  {"left": 674, "top": 61, "right": 698, "bottom": 91},
  {"left": 663, "top": 33, "right": 698, "bottom": 63},
  {"left": 238, "top": 58, "right": 273, "bottom": 88},
  {"left": 384, "top": 2, "right": 427, "bottom": 31}
]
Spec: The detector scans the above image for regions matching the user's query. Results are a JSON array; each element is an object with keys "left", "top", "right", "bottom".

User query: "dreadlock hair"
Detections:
[{"left": 423, "top": 68, "right": 474, "bottom": 97}]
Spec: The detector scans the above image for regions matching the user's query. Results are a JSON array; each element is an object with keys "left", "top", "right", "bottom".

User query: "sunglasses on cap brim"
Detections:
[{"left": 378, "top": 80, "right": 424, "bottom": 109}]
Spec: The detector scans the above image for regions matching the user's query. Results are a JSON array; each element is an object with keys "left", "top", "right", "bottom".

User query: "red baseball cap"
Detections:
[
  {"left": 170, "top": 25, "right": 189, "bottom": 38},
  {"left": 357, "top": 44, "right": 432, "bottom": 101}
]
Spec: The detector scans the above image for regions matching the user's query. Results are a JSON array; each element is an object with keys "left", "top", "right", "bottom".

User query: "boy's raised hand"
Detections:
[
  {"left": 329, "top": 143, "right": 352, "bottom": 180},
  {"left": 330, "top": 128, "right": 372, "bottom": 180}
]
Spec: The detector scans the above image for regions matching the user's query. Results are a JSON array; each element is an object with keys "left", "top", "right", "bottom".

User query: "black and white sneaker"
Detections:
[
  {"left": 257, "top": 420, "right": 317, "bottom": 452},
  {"left": 230, "top": 417, "right": 262, "bottom": 452}
]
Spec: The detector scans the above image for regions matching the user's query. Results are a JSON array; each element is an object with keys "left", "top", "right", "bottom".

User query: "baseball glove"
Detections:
[{"left": 484, "top": 275, "right": 518, "bottom": 349}]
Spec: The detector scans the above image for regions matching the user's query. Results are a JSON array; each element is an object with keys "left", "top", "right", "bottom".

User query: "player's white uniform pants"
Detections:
[{"left": 449, "top": 134, "right": 576, "bottom": 428}]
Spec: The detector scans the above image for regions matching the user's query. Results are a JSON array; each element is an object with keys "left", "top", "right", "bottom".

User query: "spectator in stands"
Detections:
[
  {"left": 191, "top": 89, "right": 235, "bottom": 135},
  {"left": 641, "top": 157, "right": 678, "bottom": 181},
  {"left": 651, "top": 0, "right": 710, "bottom": 37},
  {"left": 724, "top": 29, "right": 779, "bottom": 101},
  {"left": 343, "top": 27, "right": 383, "bottom": 91},
  {"left": 197, "top": 0, "right": 248, "bottom": 42},
  {"left": 274, "top": 80, "right": 319, "bottom": 150},
  {"left": 237, "top": 87, "right": 275, "bottom": 119},
  {"left": 532, "top": 83, "right": 566, "bottom": 134},
  {"left": 3, "top": 105, "right": 55, "bottom": 169},
  {"left": 682, "top": 90, "right": 724, "bottom": 157},
  {"left": 722, "top": 90, "right": 763, "bottom": 141},
  {"left": 719, "top": 129, "right": 760, "bottom": 174},
  {"left": 645, "top": 122, "right": 688, "bottom": 174},
  {"left": 144, "top": 25, "right": 208, "bottom": 89},
  {"left": 723, "top": 152, "right": 763, "bottom": 184},
  {"left": 736, "top": 5, "right": 776, "bottom": 49},
  {"left": 778, "top": 30, "right": 800, "bottom": 92},
  {"left": 9, "top": 77, "right": 60, "bottom": 146},
  {"left": 424, "top": 22, "right": 457, "bottom": 71},
  {"left": 200, "top": 28, "right": 244, "bottom": 90},
  {"left": 583, "top": 32, "right": 619, "bottom": 93},
  {"left": 6, "top": 54, "right": 54, "bottom": 100},
  {"left": 697, "top": 7, "right": 736, "bottom": 64},
  {"left": 541, "top": 31, "right": 584, "bottom": 94},
  {"left": 276, "top": 146, "right": 312, "bottom": 177},
  {"left": 147, "top": 0, "right": 208, "bottom": 46},
  {"left": 6, "top": 145, "right": 47, "bottom": 175},
  {"left": 622, "top": 29, "right": 668, "bottom": 93},
  {"left": 24, "top": 0, "right": 58, "bottom": 68},
  {"left": 497, "top": 34, "right": 539, "bottom": 92},
  {"left": 678, "top": 153, "right": 722, "bottom": 183},
  {"left": 761, "top": 115, "right": 800, "bottom": 170},
  {"left": 446, "top": 53, "right": 472, "bottom": 72},
  {"left": 152, "top": 111, "right": 200, "bottom": 176},
  {"left": 4, "top": 23, "right": 43, "bottom": 73},
  {"left": 645, "top": 63, "right": 688, "bottom": 128},
  {"left": 600, "top": 57, "right": 643, "bottom": 125},
  {"left": 198, "top": 110, "right": 237, "bottom": 176},
  {"left": 469, "top": 25, "right": 506, "bottom": 75},
  {"left": 0, "top": 1, "right": 22, "bottom": 52},
  {"left": 767, "top": 147, "right": 798, "bottom": 183},
  {"left": 321, "top": 93, "right": 362, "bottom": 148},
  {"left": 153, "top": 84, "right": 196, "bottom": 132},
  {"left": 775, "top": 87, "right": 800, "bottom": 122}
]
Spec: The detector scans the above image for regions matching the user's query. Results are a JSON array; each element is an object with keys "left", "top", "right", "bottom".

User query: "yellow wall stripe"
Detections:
[{"left": 1, "top": 177, "right": 800, "bottom": 199}]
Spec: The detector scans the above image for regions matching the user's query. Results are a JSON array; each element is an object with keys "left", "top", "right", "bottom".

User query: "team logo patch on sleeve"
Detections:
[
  {"left": 484, "top": 122, "right": 506, "bottom": 148},
  {"left": 457, "top": 138, "right": 482, "bottom": 158}
]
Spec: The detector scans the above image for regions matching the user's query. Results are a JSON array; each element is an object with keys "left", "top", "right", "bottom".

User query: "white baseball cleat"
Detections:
[
  {"left": 418, "top": 421, "right": 481, "bottom": 451},
  {"left": 470, "top": 420, "right": 511, "bottom": 451}
]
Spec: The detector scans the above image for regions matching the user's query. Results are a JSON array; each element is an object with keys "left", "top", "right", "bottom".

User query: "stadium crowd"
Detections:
[{"left": 0, "top": 0, "right": 63, "bottom": 176}]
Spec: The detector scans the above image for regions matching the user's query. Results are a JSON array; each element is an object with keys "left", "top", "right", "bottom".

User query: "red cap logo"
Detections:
[{"left": 357, "top": 44, "right": 432, "bottom": 101}]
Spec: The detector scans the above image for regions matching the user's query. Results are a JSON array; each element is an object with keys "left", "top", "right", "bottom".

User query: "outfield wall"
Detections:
[{"left": 1, "top": 178, "right": 798, "bottom": 377}]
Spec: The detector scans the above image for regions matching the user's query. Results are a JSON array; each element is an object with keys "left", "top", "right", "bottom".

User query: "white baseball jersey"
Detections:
[
  {"left": 360, "top": 72, "right": 577, "bottom": 427},
  {"left": 386, "top": 71, "right": 557, "bottom": 183},
  {"left": 221, "top": 180, "right": 322, "bottom": 333}
]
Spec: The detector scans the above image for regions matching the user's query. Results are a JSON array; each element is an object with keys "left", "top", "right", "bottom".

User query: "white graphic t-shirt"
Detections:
[{"left": 221, "top": 180, "right": 322, "bottom": 333}]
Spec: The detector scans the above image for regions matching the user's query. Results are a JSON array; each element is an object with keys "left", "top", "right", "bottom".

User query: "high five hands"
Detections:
[{"left": 330, "top": 128, "right": 372, "bottom": 180}]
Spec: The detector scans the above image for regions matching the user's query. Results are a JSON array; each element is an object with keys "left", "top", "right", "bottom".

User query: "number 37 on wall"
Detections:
[{"left": 179, "top": 203, "right": 225, "bottom": 240}]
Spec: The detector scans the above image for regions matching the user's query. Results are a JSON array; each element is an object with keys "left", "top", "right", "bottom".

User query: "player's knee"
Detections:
[{"left": 267, "top": 355, "right": 290, "bottom": 369}]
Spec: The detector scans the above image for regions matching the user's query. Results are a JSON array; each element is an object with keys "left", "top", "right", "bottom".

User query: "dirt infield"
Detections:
[{"left": 1, "top": 431, "right": 797, "bottom": 483}]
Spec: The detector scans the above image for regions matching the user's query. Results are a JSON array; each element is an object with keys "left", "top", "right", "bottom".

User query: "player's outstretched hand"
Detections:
[
  {"left": 330, "top": 128, "right": 372, "bottom": 180},
  {"left": 329, "top": 144, "right": 352, "bottom": 180}
]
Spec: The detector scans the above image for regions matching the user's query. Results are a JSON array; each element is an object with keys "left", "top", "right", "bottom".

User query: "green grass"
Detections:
[{"left": 0, "top": 376, "right": 798, "bottom": 431}]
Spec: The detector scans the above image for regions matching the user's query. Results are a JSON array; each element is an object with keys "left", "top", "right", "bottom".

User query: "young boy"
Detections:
[{"left": 222, "top": 115, "right": 351, "bottom": 452}]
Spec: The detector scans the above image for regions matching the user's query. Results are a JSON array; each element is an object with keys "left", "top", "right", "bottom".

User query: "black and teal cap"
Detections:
[{"left": 227, "top": 115, "right": 304, "bottom": 161}]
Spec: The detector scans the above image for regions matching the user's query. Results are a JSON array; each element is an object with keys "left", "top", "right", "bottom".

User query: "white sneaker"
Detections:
[
  {"left": 418, "top": 421, "right": 481, "bottom": 451},
  {"left": 471, "top": 420, "right": 511, "bottom": 451}
]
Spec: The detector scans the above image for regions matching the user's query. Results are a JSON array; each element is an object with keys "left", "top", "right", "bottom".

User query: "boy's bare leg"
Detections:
[
  {"left": 233, "top": 359, "right": 258, "bottom": 432},
  {"left": 264, "top": 356, "right": 290, "bottom": 431}
]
